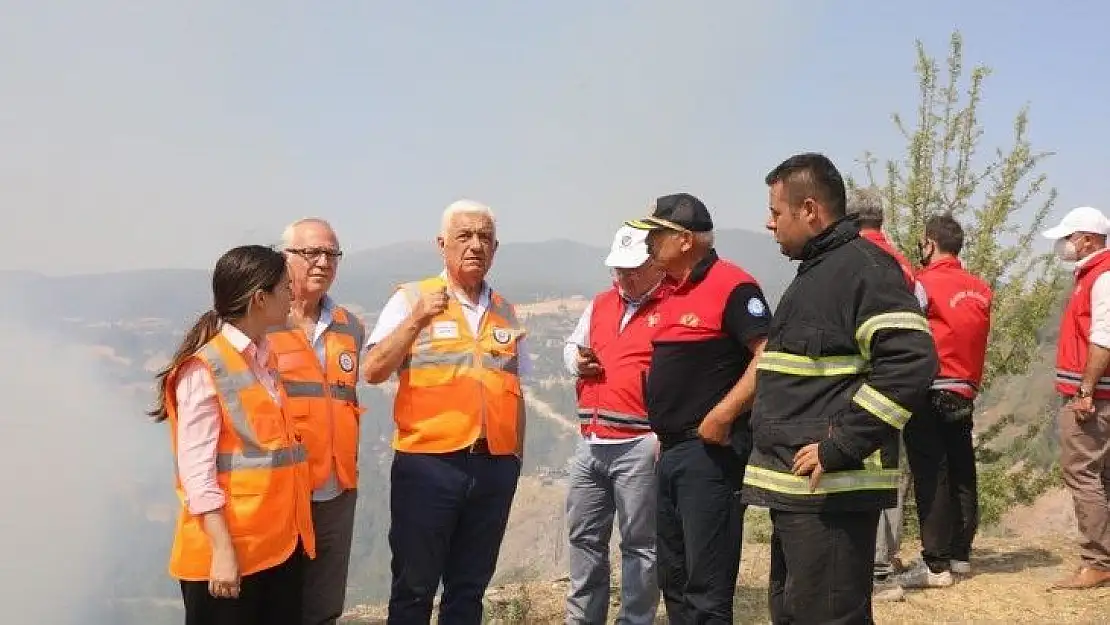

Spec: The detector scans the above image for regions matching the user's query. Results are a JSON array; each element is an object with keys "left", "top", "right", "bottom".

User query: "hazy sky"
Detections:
[{"left": 4, "top": 0, "right": 1107, "bottom": 274}]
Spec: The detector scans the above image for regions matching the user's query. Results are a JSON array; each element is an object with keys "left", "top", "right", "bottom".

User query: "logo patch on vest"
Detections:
[
  {"left": 679, "top": 313, "right": 700, "bottom": 327},
  {"left": 747, "top": 297, "right": 767, "bottom": 317},
  {"left": 647, "top": 313, "right": 660, "bottom": 327},
  {"left": 338, "top": 351, "right": 356, "bottom": 373},
  {"left": 492, "top": 327, "right": 513, "bottom": 344}
]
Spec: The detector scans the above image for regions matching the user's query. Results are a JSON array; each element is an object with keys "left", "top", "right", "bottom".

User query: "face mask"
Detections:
[
  {"left": 1055, "top": 237, "right": 1079, "bottom": 262},
  {"left": 917, "top": 242, "right": 934, "bottom": 267}
]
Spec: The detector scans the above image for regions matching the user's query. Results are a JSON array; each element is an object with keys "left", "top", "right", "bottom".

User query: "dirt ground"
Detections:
[{"left": 343, "top": 533, "right": 1110, "bottom": 624}]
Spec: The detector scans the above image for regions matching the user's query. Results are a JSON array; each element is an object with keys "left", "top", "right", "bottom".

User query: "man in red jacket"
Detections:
[
  {"left": 897, "top": 214, "right": 993, "bottom": 591},
  {"left": 564, "top": 224, "right": 667, "bottom": 624},
  {"left": 1042, "top": 205, "right": 1110, "bottom": 590}
]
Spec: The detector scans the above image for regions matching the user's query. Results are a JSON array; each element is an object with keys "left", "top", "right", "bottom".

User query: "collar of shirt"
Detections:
[
  {"left": 1077, "top": 247, "right": 1110, "bottom": 270},
  {"left": 308, "top": 294, "right": 336, "bottom": 346},
  {"left": 918, "top": 255, "right": 962, "bottom": 274},
  {"left": 439, "top": 270, "right": 491, "bottom": 311},
  {"left": 666, "top": 248, "right": 720, "bottom": 293},
  {"left": 220, "top": 322, "right": 271, "bottom": 370}
]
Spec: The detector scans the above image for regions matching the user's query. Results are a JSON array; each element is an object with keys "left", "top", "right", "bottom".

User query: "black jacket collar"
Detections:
[{"left": 799, "top": 216, "right": 859, "bottom": 264}]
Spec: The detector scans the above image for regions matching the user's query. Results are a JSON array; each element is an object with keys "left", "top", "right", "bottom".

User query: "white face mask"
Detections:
[{"left": 1055, "top": 237, "right": 1079, "bottom": 262}]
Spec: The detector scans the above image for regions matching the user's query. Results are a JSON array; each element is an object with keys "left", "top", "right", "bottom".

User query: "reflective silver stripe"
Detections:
[
  {"left": 852, "top": 383, "right": 912, "bottom": 430},
  {"left": 215, "top": 443, "right": 307, "bottom": 473},
  {"left": 330, "top": 307, "right": 365, "bottom": 348},
  {"left": 282, "top": 380, "right": 358, "bottom": 402},
  {"left": 400, "top": 350, "right": 473, "bottom": 371},
  {"left": 744, "top": 465, "right": 900, "bottom": 495},
  {"left": 757, "top": 351, "right": 868, "bottom": 376},
  {"left": 576, "top": 408, "right": 652, "bottom": 430},
  {"left": 482, "top": 353, "right": 519, "bottom": 374},
  {"left": 931, "top": 378, "right": 979, "bottom": 394},
  {"left": 200, "top": 343, "right": 264, "bottom": 455},
  {"left": 1055, "top": 370, "right": 1110, "bottom": 390},
  {"left": 488, "top": 292, "right": 518, "bottom": 325},
  {"left": 855, "top": 311, "right": 931, "bottom": 360}
]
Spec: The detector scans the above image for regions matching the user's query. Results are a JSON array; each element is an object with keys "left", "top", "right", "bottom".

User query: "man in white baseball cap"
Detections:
[
  {"left": 562, "top": 224, "right": 667, "bottom": 625},
  {"left": 1043, "top": 205, "right": 1110, "bottom": 261},
  {"left": 1043, "top": 205, "right": 1110, "bottom": 590}
]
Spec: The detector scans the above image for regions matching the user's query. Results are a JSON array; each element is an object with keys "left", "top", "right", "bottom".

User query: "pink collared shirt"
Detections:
[{"left": 175, "top": 323, "right": 281, "bottom": 516}]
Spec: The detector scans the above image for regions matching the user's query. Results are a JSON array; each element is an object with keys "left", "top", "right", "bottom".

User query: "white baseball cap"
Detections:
[
  {"left": 604, "top": 225, "right": 651, "bottom": 269},
  {"left": 1042, "top": 206, "right": 1110, "bottom": 240}
]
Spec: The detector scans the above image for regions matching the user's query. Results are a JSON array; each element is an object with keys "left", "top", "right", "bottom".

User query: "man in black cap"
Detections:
[{"left": 625, "top": 194, "right": 771, "bottom": 625}]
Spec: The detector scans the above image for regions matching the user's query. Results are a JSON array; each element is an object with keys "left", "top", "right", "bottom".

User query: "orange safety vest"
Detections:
[
  {"left": 267, "top": 305, "right": 365, "bottom": 491},
  {"left": 165, "top": 332, "right": 316, "bottom": 581},
  {"left": 392, "top": 276, "right": 526, "bottom": 456}
]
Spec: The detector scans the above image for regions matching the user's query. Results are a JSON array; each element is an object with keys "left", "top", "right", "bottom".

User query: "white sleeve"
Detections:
[
  {"left": 365, "top": 290, "right": 413, "bottom": 348},
  {"left": 1089, "top": 273, "right": 1110, "bottom": 349},
  {"left": 563, "top": 301, "right": 594, "bottom": 376},
  {"left": 517, "top": 336, "right": 533, "bottom": 381},
  {"left": 914, "top": 280, "right": 929, "bottom": 313}
]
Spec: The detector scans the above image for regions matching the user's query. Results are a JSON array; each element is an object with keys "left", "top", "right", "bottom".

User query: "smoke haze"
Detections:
[{"left": 0, "top": 320, "right": 150, "bottom": 624}]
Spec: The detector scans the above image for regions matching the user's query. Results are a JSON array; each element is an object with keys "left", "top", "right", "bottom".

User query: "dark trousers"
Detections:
[
  {"left": 904, "top": 398, "right": 979, "bottom": 570},
  {"left": 387, "top": 449, "right": 521, "bottom": 625},
  {"left": 656, "top": 438, "right": 746, "bottom": 625},
  {"left": 769, "top": 510, "right": 879, "bottom": 625},
  {"left": 180, "top": 546, "right": 306, "bottom": 625},
  {"left": 303, "top": 488, "right": 358, "bottom": 625}
]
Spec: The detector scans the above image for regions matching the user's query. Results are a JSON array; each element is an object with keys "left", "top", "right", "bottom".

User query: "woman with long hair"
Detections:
[{"left": 149, "top": 245, "right": 316, "bottom": 625}]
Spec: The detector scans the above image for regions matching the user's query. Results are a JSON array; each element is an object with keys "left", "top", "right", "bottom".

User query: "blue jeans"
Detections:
[
  {"left": 565, "top": 435, "right": 659, "bottom": 625},
  {"left": 386, "top": 449, "right": 521, "bottom": 625}
]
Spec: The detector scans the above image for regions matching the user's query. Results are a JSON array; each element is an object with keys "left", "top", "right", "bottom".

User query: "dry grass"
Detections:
[{"left": 344, "top": 534, "right": 1110, "bottom": 624}]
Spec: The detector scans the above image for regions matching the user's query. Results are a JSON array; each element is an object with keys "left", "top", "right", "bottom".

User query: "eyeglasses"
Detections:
[{"left": 285, "top": 247, "right": 343, "bottom": 262}]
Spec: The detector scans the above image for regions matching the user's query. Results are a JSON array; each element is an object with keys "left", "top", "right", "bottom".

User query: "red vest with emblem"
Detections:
[
  {"left": 860, "top": 229, "right": 916, "bottom": 288},
  {"left": 1056, "top": 248, "right": 1110, "bottom": 398},
  {"left": 267, "top": 305, "right": 365, "bottom": 491},
  {"left": 576, "top": 286, "right": 666, "bottom": 439},
  {"left": 916, "top": 256, "right": 993, "bottom": 399}
]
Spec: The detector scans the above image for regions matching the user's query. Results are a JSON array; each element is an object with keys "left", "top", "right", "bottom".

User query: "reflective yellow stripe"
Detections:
[
  {"left": 756, "top": 351, "right": 868, "bottom": 376},
  {"left": 743, "top": 465, "right": 901, "bottom": 495},
  {"left": 854, "top": 311, "right": 930, "bottom": 359},
  {"left": 852, "top": 383, "right": 911, "bottom": 429},
  {"left": 863, "top": 449, "right": 885, "bottom": 471}
]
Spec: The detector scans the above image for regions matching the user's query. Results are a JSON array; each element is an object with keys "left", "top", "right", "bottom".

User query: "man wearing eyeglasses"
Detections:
[{"left": 269, "top": 217, "right": 367, "bottom": 625}]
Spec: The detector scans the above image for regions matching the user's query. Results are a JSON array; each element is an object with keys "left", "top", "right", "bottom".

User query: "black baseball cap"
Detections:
[{"left": 625, "top": 193, "right": 714, "bottom": 233}]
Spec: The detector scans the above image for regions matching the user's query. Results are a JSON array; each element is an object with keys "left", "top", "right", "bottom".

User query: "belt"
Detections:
[{"left": 656, "top": 428, "right": 699, "bottom": 449}]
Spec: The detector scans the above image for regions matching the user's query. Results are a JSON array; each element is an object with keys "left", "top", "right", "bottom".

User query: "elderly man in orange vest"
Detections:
[
  {"left": 363, "top": 199, "right": 529, "bottom": 625},
  {"left": 269, "top": 218, "right": 366, "bottom": 625},
  {"left": 564, "top": 224, "right": 667, "bottom": 625}
]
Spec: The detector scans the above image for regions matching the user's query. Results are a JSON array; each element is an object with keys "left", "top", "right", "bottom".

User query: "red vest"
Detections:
[
  {"left": 1056, "top": 248, "right": 1110, "bottom": 398},
  {"left": 916, "top": 257, "right": 993, "bottom": 399},
  {"left": 860, "top": 229, "right": 915, "bottom": 288},
  {"left": 576, "top": 285, "right": 666, "bottom": 439}
]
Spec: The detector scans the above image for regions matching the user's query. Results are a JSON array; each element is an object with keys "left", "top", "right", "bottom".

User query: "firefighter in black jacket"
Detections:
[{"left": 744, "top": 153, "right": 939, "bottom": 625}]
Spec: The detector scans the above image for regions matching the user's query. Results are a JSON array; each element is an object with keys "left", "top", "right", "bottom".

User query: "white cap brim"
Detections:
[
  {"left": 1042, "top": 224, "right": 1075, "bottom": 240},
  {"left": 605, "top": 248, "right": 649, "bottom": 269}
]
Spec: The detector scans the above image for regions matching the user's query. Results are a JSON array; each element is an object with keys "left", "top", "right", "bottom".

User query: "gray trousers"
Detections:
[
  {"left": 303, "top": 488, "right": 358, "bottom": 625},
  {"left": 565, "top": 435, "right": 659, "bottom": 625},
  {"left": 875, "top": 443, "right": 911, "bottom": 579}
]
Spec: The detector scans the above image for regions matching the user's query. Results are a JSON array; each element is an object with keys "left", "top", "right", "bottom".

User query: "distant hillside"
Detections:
[{"left": 0, "top": 228, "right": 794, "bottom": 325}]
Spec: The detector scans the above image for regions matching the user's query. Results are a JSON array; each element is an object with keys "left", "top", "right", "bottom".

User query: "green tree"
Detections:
[{"left": 852, "top": 30, "right": 1066, "bottom": 393}]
